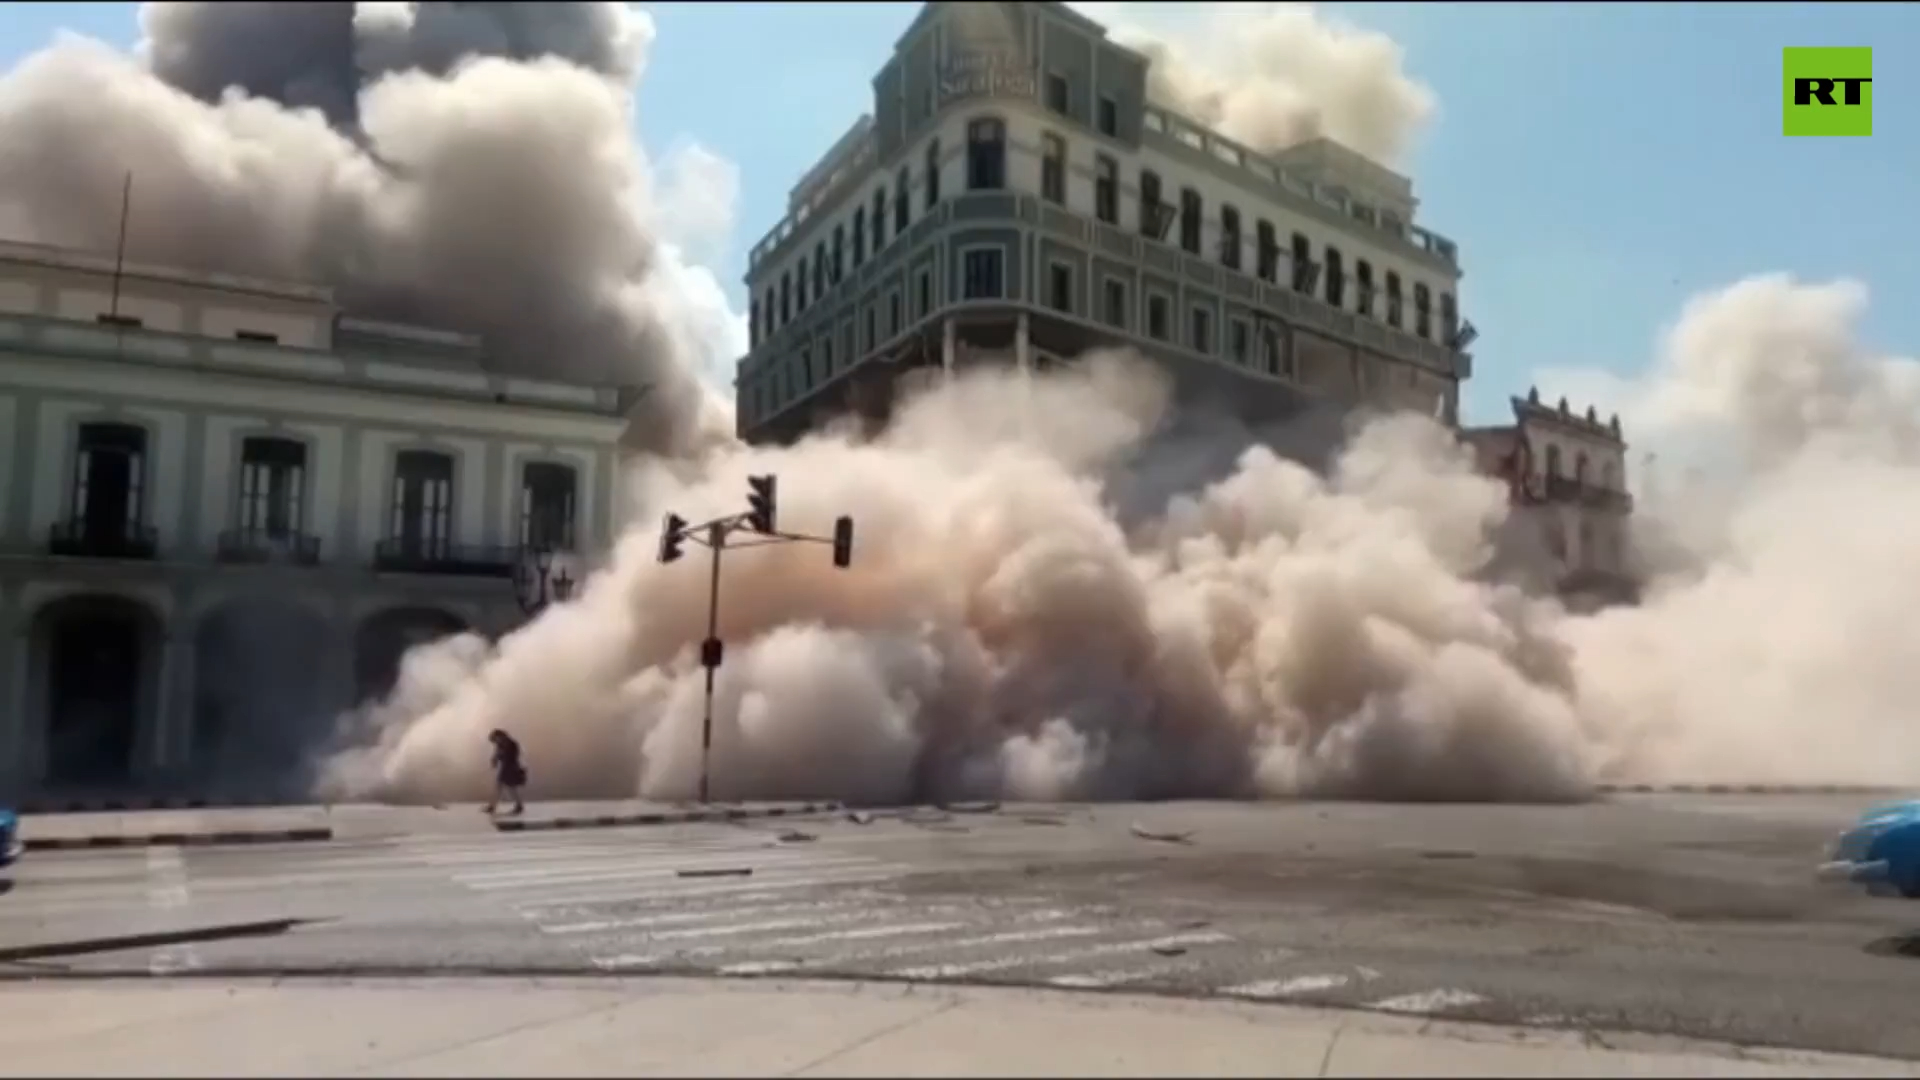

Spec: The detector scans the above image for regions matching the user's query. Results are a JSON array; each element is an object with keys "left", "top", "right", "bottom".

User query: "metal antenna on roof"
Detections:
[{"left": 107, "top": 171, "right": 132, "bottom": 324}]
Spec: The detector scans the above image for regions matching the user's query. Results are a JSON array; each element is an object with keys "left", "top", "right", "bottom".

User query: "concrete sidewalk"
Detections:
[
  {"left": 15, "top": 800, "right": 846, "bottom": 850},
  {"left": 0, "top": 976, "right": 1912, "bottom": 1078}
]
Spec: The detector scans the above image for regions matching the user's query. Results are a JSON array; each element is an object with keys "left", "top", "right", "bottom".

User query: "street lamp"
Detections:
[
  {"left": 513, "top": 545, "right": 577, "bottom": 617},
  {"left": 657, "top": 474, "right": 855, "bottom": 804}
]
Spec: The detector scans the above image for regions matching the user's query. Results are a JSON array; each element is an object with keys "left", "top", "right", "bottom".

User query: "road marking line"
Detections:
[
  {"left": 1221, "top": 974, "right": 1348, "bottom": 999},
  {"left": 537, "top": 896, "right": 881, "bottom": 935},
  {"left": 145, "top": 848, "right": 202, "bottom": 977},
  {"left": 760, "top": 920, "right": 968, "bottom": 948},
  {"left": 515, "top": 868, "right": 905, "bottom": 907},
  {"left": 719, "top": 960, "right": 801, "bottom": 975},
  {"left": 1367, "top": 989, "right": 1486, "bottom": 1015},
  {"left": 456, "top": 852, "right": 885, "bottom": 888},
  {"left": 891, "top": 931, "right": 1234, "bottom": 981},
  {"left": 1048, "top": 959, "right": 1199, "bottom": 990},
  {"left": 645, "top": 911, "right": 881, "bottom": 942},
  {"left": 589, "top": 915, "right": 1108, "bottom": 974}
]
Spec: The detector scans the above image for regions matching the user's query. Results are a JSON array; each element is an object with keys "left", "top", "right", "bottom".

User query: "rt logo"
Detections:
[{"left": 1782, "top": 47, "right": 1872, "bottom": 137}]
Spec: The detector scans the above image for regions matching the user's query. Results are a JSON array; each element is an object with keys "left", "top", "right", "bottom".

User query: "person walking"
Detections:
[{"left": 484, "top": 729, "right": 527, "bottom": 815}]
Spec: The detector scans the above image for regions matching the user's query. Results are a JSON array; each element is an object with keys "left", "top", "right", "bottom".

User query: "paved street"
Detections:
[{"left": 3, "top": 796, "right": 1918, "bottom": 1061}]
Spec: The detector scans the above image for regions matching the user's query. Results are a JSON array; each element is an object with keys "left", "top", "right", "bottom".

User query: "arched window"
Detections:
[
  {"left": 967, "top": 118, "right": 1006, "bottom": 191},
  {"left": 871, "top": 186, "right": 888, "bottom": 249}
]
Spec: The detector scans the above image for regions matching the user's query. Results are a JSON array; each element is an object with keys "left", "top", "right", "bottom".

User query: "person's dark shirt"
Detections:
[{"left": 492, "top": 735, "right": 522, "bottom": 770}]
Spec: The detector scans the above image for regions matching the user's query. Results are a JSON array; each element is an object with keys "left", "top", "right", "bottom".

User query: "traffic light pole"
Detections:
[
  {"left": 658, "top": 475, "right": 855, "bottom": 807},
  {"left": 698, "top": 521, "right": 725, "bottom": 805}
]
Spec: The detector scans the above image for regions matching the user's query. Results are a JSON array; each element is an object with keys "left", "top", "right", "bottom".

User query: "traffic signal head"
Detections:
[
  {"left": 832, "top": 515, "right": 854, "bottom": 568},
  {"left": 746, "top": 474, "right": 777, "bottom": 534},
  {"left": 658, "top": 512, "right": 687, "bottom": 564}
]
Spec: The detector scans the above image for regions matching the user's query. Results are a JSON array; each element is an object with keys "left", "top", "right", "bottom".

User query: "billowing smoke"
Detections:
[
  {"left": 0, "top": 1, "right": 734, "bottom": 454},
  {"left": 323, "top": 272, "right": 1920, "bottom": 805},
  {"left": 1070, "top": 1, "right": 1437, "bottom": 166},
  {"left": 321, "top": 353, "right": 1594, "bottom": 806}
]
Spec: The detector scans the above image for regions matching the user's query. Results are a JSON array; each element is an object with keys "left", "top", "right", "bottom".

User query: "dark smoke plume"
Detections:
[{"left": 0, "top": 1, "right": 726, "bottom": 453}]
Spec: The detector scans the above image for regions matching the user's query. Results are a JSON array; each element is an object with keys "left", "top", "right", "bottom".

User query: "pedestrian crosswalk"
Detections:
[
  {"left": 408, "top": 829, "right": 1496, "bottom": 1017},
  {"left": 5, "top": 825, "right": 1499, "bottom": 1021}
]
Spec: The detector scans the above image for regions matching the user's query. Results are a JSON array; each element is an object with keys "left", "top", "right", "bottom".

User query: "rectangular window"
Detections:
[
  {"left": 1440, "top": 291, "right": 1459, "bottom": 342},
  {"left": 239, "top": 436, "right": 308, "bottom": 538},
  {"left": 889, "top": 291, "right": 903, "bottom": 336},
  {"left": 925, "top": 140, "right": 942, "bottom": 208},
  {"left": 1094, "top": 156, "right": 1118, "bottom": 224},
  {"left": 1179, "top": 188, "right": 1202, "bottom": 255},
  {"left": 963, "top": 249, "right": 1005, "bottom": 300},
  {"left": 831, "top": 226, "right": 845, "bottom": 283},
  {"left": 1102, "top": 278, "right": 1127, "bottom": 329},
  {"left": 864, "top": 307, "right": 877, "bottom": 350},
  {"left": 1046, "top": 72, "right": 1070, "bottom": 115},
  {"left": 390, "top": 451, "right": 454, "bottom": 557},
  {"left": 1261, "top": 325, "right": 1285, "bottom": 376},
  {"left": 917, "top": 269, "right": 933, "bottom": 315},
  {"left": 1190, "top": 307, "right": 1212, "bottom": 354},
  {"left": 1325, "top": 247, "right": 1346, "bottom": 308},
  {"left": 1147, "top": 294, "right": 1170, "bottom": 341},
  {"left": 1139, "top": 171, "right": 1163, "bottom": 238},
  {"left": 799, "top": 347, "right": 812, "bottom": 389},
  {"left": 872, "top": 188, "right": 888, "bottom": 249},
  {"left": 520, "top": 462, "right": 578, "bottom": 551},
  {"left": 1386, "top": 271, "right": 1403, "bottom": 328},
  {"left": 1290, "top": 233, "right": 1318, "bottom": 294},
  {"left": 822, "top": 336, "right": 834, "bottom": 373},
  {"left": 1041, "top": 133, "right": 1067, "bottom": 205},
  {"left": 1230, "top": 319, "right": 1250, "bottom": 363},
  {"left": 852, "top": 211, "right": 866, "bottom": 269},
  {"left": 1048, "top": 262, "right": 1073, "bottom": 313},
  {"left": 1097, "top": 95, "right": 1118, "bottom": 137},
  {"left": 1220, "top": 205, "right": 1241, "bottom": 271},
  {"left": 1356, "top": 260, "right": 1375, "bottom": 317},
  {"left": 894, "top": 167, "right": 910, "bottom": 233},
  {"left": 1414, "top": 283, "right": 1433, "bottom": 339}
]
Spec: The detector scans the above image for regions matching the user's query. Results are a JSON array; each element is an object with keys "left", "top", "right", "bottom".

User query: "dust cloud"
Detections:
[
  {"left": 1069, "top": 1, "right": 1437, "bottom": 166},
  {"left": 0, "top": 1, "right": 729, "bottom": 454},
  {"left": 323, "top": 272, "right": 1920, "bottom": 806}
]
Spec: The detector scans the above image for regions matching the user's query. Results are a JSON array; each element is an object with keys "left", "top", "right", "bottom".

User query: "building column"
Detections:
[
  {"left": 1015, "top": 312, "right": 1032, "bottom": 374},
  {"left": 0, "top": 613, "right": 27, "bottom": 789},
  {"left": 154, "top": 631, "right": 195, "bottom": 776},
  {"left": 941, "top": 317, "right": 956, "bottom": 378}
]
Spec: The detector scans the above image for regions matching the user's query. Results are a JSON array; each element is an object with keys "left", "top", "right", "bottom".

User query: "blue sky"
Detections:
[{"left": 2, "top": 2, "right": 1914, "bottom": 426}]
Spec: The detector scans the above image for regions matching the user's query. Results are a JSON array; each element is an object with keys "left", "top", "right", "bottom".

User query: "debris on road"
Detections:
[
  {"left": 846, "top": 811, "right": 874, "bottom": 825},
  {"left": 1151, "top": 944, "right": 1188, "bottom": 957},
  {"left": 1019, "top": 815, "right": 1068, "bottom": 827},
  {"left": 774, "top": 828, "right": 816, "bottom": 843},
  {"left": 942, "top": 801, "right": 1002, "bottom": 815},
  {"left": 676, "top": 867, "right": 752, "bottom": 879},
  {"left": 1130, "top": 823, "right": 1195, "bottom": 844}
]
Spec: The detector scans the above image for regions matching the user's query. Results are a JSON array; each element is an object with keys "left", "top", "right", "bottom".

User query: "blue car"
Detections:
[
  {"left": 1818, "top": 799, "right": 1920, "bottom": 898},
  {"left": 0, "top": 806, "right": 18, "bottom": 871}
]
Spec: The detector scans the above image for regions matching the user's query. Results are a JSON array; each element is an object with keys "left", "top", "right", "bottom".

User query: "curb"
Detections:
[
  {"left": 22, "top": 827, "right": 335, "bottom": 852},
  {"left": 15, "top": 795, "right": 289, "bottom": 814},
  {"left": 494, "top": 802, "right": 843, "bottom": 833},
  {"left": 1597, "top": 783, "right": 1909, "bottom": 796}
]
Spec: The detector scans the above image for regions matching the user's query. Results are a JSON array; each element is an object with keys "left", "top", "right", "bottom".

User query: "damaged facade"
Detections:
[{"left": 735, "top": 0, "right": 1474, "bottom": 445}]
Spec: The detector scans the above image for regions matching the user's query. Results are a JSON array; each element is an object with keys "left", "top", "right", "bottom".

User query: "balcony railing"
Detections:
[
  {"left": 373, "top": 539, "right": 519, "bottom": 578},
  {"left": 216, "top": 528, "right": 322, "bottom": 566},
  {"left": 1544, "top": 475, "right": 1634, "bottom": 512},
  {"left": 48, "top": 519, "right": 158, "bottom": 560}
]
